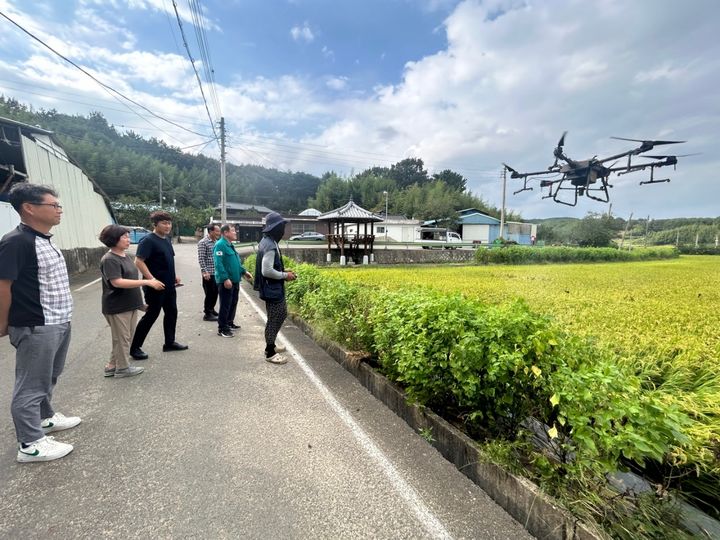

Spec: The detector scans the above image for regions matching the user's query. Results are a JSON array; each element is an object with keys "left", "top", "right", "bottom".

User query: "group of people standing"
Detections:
[
  {"left": 0, "top": 181, "right": 295, "bottom": 463},
  {"left": 197, "top": 212, "right": 296, "bottom": 363}
]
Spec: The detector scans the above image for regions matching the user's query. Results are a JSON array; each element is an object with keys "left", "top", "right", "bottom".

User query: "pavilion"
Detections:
[{"left": 317, "top": 199, "right": 383, "bottom": 265}]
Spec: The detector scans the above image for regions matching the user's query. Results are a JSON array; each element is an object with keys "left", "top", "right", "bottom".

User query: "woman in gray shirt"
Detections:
[{"left": 99, "top": 225, "right": 164, "bottom": 378}]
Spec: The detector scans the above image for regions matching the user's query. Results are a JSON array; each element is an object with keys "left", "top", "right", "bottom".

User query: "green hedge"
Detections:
[
  {"left": 677, "top": 246, "right": 720, "bottom": 255},
  {"left": 475, "top": 246, "right": 679, "bottom": 265}
]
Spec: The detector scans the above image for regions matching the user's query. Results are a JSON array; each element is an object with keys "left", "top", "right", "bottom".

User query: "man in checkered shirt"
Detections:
[
  {"left": 197, "top": 223, "right": 221, "bottom": 321},
  {"left": 0, "top": 183, "right": 81, "bottom": 463}
]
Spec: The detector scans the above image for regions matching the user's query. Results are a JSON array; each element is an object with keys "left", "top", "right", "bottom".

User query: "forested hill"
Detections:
[{"left": 0, "top": 97, "right": 321, "bottom": 213}]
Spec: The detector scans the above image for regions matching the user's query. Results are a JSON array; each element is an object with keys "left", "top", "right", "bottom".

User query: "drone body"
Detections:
[{"left": 504, "top": 133, "right": 692, "bottom": 206}]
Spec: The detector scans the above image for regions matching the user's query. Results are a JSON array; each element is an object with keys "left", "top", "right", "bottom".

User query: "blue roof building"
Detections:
[{"left": 455, "top": 209, "right": 537, "bottom": 245}]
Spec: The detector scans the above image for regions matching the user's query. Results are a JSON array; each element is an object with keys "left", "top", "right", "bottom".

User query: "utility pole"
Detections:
[
  {"left": 159, "top": 171, "right": 163, "bottom": 208},
  {"left": 220, "top": 117, "right": 227, "bottom": 223},
  {"left": 644, "top": 215, "right": 651, "bottom": 246},
  {"left": 499, "top": 166, "right": 507, "bottom": 241},
  {"left": 620, "top": 212, "right": 633, "bottom": 249}
]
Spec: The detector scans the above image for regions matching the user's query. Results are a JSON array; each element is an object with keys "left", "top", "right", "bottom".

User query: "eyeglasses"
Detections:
[{"left": 31, "top": 202, "right": 63, "bottom": 210}]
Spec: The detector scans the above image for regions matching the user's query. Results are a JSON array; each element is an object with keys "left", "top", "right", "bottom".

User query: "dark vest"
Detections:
[{"left": 254, "top": 236, "right": 285, "bottom": 303}]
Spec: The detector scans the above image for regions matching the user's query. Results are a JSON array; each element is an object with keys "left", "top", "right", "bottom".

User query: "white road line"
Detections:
[
  {"left": 239, "top": 286, "right": 453, "bottom": 540},
  {"left": 73, "top": 277, "right": 101, "bottom": 292}
]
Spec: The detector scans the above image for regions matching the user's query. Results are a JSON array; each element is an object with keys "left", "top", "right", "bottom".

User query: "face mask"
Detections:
[{"left": 267, "top": 223, "right": 285, "bottom": 242}]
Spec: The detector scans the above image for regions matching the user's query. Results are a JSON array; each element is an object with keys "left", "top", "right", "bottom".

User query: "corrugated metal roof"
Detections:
[
  {"left": 0, "top": 116, "right": 54, "bottom": 135},
  {"left": 458, "top": 212, "right": 500, "bottom": 225},
  {"left": 317, "top": 199, "right": 383, "bottom": 222}
]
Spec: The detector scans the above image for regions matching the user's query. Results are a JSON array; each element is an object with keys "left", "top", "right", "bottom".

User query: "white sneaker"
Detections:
[
  {"left": 266, "top": 353, "right": 288, "bottom": 365},
  {"left": 41, "top": 412, "right": 82, "bottom": 434},
  {"left": 17, "top": 436, "right": 73, "bottom": 463},
  {"left": 274, "top": 345, "right": 287, "bottom": 353}
]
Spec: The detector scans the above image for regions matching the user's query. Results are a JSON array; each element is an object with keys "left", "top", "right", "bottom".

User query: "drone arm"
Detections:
[{"left": 597, "top": 149, "right": 634, "bottom": 164}]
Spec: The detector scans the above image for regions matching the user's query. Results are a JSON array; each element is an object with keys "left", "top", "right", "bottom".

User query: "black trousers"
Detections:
[
  {"left": 202, "top": 276, "right": 219, "bottom": 315},
  {"left": 217, "top": 283, "right": 239, "bottom": 331},
  {"left": 264, "top": 299, "right": 287, "bottom": 355},
  {"left": 131, "top": 286, "right": 177, "bottom": 349}
]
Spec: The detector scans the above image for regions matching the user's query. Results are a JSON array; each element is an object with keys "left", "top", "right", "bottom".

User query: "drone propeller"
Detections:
[
  {"left": 557, "top": 131, "right": 567, "bottom": 149},
  {"left": 502, "top": 162, "right": 518, "bottom": 174},
  {"left": 639, "top": 153, "right": 701, "bottom": 159},
  {"left": 610, "top": 136, "right": 686, "bottom": 146},
  {"left": 551, "top": 131, "right": 568, "bottom": 167}
]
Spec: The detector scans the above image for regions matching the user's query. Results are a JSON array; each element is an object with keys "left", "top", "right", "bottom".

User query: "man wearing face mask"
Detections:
[{"left": 253, "top": 212, "right": 296, "bottom": 364}]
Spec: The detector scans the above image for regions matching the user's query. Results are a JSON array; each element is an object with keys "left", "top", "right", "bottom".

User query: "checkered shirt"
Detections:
[
  {"left": 197, "top": 235, "right": 216, "bottom": 274},
  {"left": 35, "top": 235, "right": 73, "bottom": 324}
]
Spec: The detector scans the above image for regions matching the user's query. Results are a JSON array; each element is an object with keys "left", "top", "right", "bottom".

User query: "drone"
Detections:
[{"left": 503, "top": 132, "right": 695, "bottom": 206}]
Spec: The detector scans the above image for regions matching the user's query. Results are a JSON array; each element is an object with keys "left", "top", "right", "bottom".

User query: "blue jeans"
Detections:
[{"left": 9, "top": 323, "right": 71, "bottom": 444}]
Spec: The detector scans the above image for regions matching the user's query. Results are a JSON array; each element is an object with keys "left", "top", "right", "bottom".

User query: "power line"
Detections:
[
  {"left": 171, "top": 0, "right": 219, "bottom": 144},
  {"left": 0, "top": 77, "right": 219, "bottom": 130},
  {"left": 0, "top": 9, "right": 212, "bottom": 139},
  {"left": 188, "top": 0, "right": 221, "bottom": 120},
  {"left": 226, "top": 132, "right": 500, "bottom": 175}
]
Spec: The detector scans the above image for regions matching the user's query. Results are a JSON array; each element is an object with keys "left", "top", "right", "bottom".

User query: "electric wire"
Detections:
[
  {"left": 0, "top": 77, "right": 218, "bottom": 129},
  {"left": 1, "top": 73, "right": 497, "bottom": 176},
  {"left": 0, "top": 10, "right": 213, "bottom": 140},
  {"left": 171, "top": 0, "right": 219, "bottom": 145},
  {"left": 188, "top": 0, "right": 221, "bottom": 120}
]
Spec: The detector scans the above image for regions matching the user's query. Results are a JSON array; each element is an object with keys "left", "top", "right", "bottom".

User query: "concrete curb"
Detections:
[{"left": 289, "top": 313, "right": 606, "bottom": 540}]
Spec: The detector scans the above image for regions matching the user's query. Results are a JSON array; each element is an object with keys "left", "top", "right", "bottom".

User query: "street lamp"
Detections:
[{"left": 383, "top": 190, "right": 389, "bottom": 248}]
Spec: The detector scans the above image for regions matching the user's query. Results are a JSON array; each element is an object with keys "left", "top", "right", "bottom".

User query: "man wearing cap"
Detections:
[{"left": 253, "top": 212, "right": 296, "bottom": 364}]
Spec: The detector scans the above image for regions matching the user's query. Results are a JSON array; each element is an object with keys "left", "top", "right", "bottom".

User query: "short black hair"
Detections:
[
  {"left": 150, "top": 210, "right": 173, "bottom": 224},
  {"left": 99, "top": 224, "right": 130, "bottom": 248},
  {"left": 207, "top": 224, "right": 220, "bottom": 233},
  {"left": 220, "top": 224, "right": 232, "bottom": 234},
  {"left": 7, "top": 183, "right": 58, "bottom": 213}
]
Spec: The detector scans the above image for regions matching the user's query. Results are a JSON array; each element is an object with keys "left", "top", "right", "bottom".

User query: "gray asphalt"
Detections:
[{"left": 0, "top": 243, "right": 532, "bottom": 539}]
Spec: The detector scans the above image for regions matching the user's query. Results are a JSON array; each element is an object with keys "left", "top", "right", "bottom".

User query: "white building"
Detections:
[
  {"left": 347, "top": 214, "right": 421, "bottom": 242},
  {"left": 0, "top": 116, "right": 114, "bottom": 271}
]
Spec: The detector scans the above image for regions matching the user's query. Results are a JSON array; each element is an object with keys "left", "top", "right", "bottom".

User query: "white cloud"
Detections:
[
  {"left": 290, "top": 22, "right": 315, "bottom": 43},
  {"left": 321, "top": 45, "right": 334, "bottom": 60},
  {"left": 326, "top": 76, "right": 348, "bottom": 91},
  {"left": 291, "top": 0, "right": 720, "bottom": 218}
]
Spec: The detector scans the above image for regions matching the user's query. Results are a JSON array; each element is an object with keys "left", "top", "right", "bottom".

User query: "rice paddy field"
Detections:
[
  {"left": 325, "top": 256, "right": 719, "bottom": 374},
  {"left": 324, "top": 256, "right": 720, "bottom": 480}
]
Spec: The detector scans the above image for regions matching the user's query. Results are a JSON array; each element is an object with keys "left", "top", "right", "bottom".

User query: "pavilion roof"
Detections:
[{"left": 317, "top": 199, "right": 383, "bottom": 223}]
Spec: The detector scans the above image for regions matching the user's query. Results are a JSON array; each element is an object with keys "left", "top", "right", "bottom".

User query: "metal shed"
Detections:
[{"left": 0, "top": 116, "right": 114, "bottom": 271}]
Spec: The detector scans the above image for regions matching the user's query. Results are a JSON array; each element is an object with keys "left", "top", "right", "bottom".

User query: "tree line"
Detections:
[{"left": 537, "top": 214, "right": 720, "bottom": 247}]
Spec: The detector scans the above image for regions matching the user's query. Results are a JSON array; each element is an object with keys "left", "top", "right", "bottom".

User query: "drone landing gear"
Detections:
[
  {"left": 541, "top": 176, "right": 611, "bottom": 206},
  {"left": 639, "top": 165, "right": 670, "bottom": 185},
  {"left": 513, "top": 177, "right": 534, "bottom": 195}
]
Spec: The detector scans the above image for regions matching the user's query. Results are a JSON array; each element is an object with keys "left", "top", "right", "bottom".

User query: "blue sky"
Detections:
[{"left": 0, "top": 0, "right": 718, "bottom": 219}]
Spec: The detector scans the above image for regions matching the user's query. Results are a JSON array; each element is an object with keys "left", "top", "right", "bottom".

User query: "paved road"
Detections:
[{"left": 0, "top": 243, "right": 532, "bottom": 539}]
